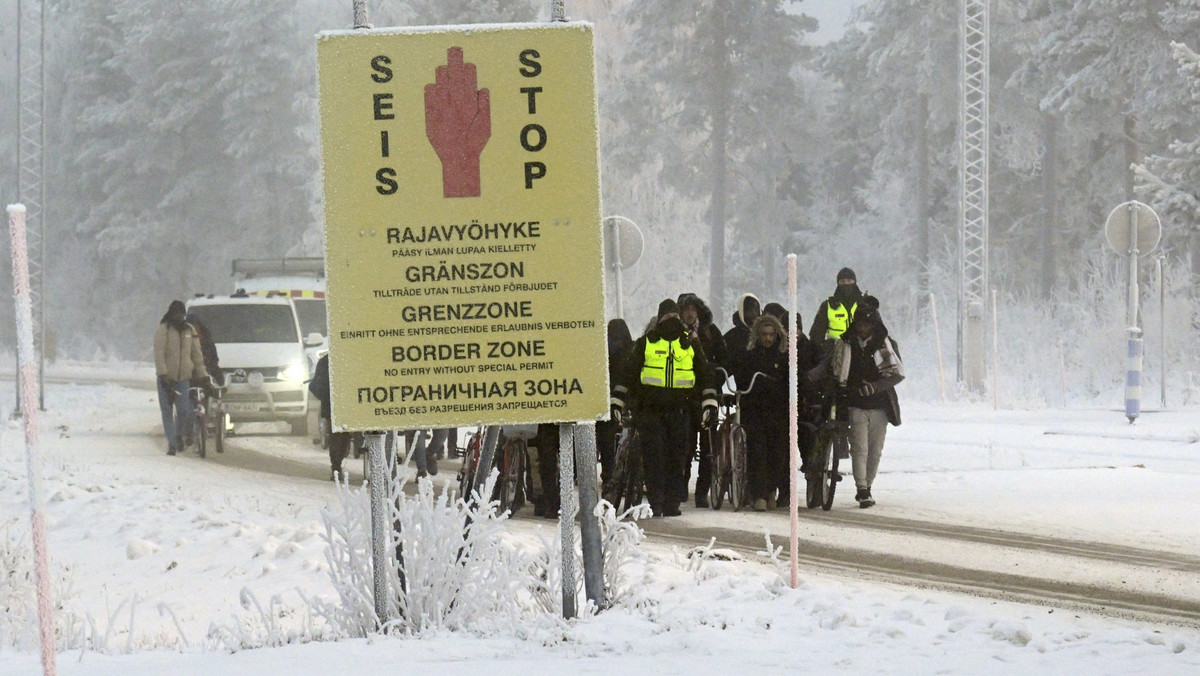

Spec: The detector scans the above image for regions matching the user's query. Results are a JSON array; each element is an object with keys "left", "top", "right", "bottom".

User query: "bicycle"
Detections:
[
  {"left": 187, "top": 375, "right": 225, "bottom": 458},
  {"left": 602, "top": 411, "right": 644, "bottom": 515},
  {"left": 494, "top": 425, "right": 535, "bottom": 516},
  {"left": 806, "top": 340, "right": 852, "bottom": 511},
  {"left": 457, "top": 426, "right": 487, "bottom": 501},
  {"left": 708, "top": 369, "right": 773, "bottom": 511},
  {"left": 452, "top": 425, "right": 531, "bottom": 515}
]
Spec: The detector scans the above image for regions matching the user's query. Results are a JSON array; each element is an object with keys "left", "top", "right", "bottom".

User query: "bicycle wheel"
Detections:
[
  {"left": 458, "top": 435, "right": 479, "bottom": 501},
  {"left": 604, "top": 428, "right": 631, "bottom": 513},
  {"left": 622, "top": 429, "right": 644, "bottom": 512},
  {"left": 512, "top": 444, "right": 527, "bottom": 511},
  {"left": 730, "top": 426, "right": 748, "bottom": 510},
  {"left": 820, "top": 430, "right": 842, "bottom": 511},
  {"left": 214, "top": 410, "right": 226, "bottom": 454},
  {"left": 196, "top": 407, "right": 207, "bottom": 459},
  {"left": 707, "top": 428, "right": 724, "bottom": 510},
  {"left": 805, "top": 428, "right": 829, "bottom": 509},
  {"left": 495, "top": 442, "right": 524, "bottom": 515}
]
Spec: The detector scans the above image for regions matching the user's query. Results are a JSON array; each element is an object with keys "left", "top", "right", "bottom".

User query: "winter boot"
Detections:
[{"left": 856, "top": 488, "right": 875, "bottom": 508}]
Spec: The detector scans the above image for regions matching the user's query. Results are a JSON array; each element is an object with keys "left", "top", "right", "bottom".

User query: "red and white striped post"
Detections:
[
  {"left": 7, "top": 204, "right": 57, "bottom": 676},
  {"left": 787, "top": 254, "right": 799, "bottom": 588}
]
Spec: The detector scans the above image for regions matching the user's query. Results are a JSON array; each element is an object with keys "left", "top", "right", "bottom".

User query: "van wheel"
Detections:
[{"left": 289, "top": 417, "right": 308, "bottom": 436}]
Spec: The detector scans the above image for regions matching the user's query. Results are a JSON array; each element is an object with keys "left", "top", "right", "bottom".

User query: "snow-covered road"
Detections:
[{"left": 3, "top": 367, "right": 1199, "bottom": 674}]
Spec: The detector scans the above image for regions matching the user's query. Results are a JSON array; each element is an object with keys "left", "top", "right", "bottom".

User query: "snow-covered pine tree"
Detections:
[{"left": 608, "top": 0, "right": 815, "bottom": 315}]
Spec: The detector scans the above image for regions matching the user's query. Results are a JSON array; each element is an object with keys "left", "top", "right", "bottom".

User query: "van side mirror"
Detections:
[{"left": 305, "top": 332, "right": 326, "bottom": 347}]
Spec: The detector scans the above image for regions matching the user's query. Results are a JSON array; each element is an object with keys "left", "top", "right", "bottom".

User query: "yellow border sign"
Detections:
[{"left": 317, "top": 23, "right": 608, "bottom": 431}]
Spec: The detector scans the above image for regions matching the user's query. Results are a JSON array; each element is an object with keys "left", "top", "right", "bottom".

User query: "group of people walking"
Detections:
[
  {"left": 154, "top": 267, "right": 903, "bottom": 515},
  {"left": 609, "top": 267, "right": 904, "bottom": 516}
]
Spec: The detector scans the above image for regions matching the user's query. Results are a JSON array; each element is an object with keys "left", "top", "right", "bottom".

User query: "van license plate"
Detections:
[{"left": 224, "top": 402, "right": 262, "bottom": 414}]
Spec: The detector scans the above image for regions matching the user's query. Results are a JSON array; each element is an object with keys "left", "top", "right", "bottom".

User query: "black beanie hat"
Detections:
[
  {"left": 657, "top": 298, "right": 680, "bottom": 320},
  {"left": 837, "top": 267, "right": 856, "bottom": 283}
]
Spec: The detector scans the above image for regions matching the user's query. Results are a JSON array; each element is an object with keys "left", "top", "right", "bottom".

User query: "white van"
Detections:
[
  {"left": 231, "top": 258, "right": 328, "bottom": 374},
  {"left": 186, "top": 292, "right": 322, "bottom": 435}
]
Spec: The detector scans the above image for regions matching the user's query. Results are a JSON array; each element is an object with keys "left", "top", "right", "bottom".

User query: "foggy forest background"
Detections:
[{"left": 2, "top": 0, "right": 1200, "bottom": 407}]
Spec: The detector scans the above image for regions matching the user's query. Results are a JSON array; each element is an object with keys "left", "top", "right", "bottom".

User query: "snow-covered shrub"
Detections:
[
  {"left": 310, "top": 463, "right": 656, "bottom": 639},
  {"left": 0, "top": 519, "right": 35, "bottom": 650},
  {"left": 0, "top": 518, "right": 86, "bottom": 652},
  {"left": 313, "top": 468, "right": 559, "bottom": 637}
]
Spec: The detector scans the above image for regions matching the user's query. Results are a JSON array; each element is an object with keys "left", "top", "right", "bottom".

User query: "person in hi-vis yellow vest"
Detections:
[
  {"left": 611, "top": 299, "right": 718, "bottom": 518},
  {"left": 808, "top": 267, "right": 864, "bottom": 347}
]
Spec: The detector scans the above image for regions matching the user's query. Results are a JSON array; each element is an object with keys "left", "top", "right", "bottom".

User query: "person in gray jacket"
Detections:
[{"left": 807, "top": 297, "right": 902, "bottom": 508}]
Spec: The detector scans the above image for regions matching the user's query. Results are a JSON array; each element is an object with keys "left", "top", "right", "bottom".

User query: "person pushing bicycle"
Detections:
[
  {"left": 611, "top": 299, "right": 719, "bottom": 517},
  {"left": 806, "top": 297, "right": 903, "bottom": 508}
]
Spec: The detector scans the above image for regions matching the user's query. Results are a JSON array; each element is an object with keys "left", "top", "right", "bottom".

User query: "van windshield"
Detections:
[
  {"left": 293, "top": 298, "right": 327, "bottom": 338},
  {"left": 188, "top": 304, "right": 299, "bottom": 344}
]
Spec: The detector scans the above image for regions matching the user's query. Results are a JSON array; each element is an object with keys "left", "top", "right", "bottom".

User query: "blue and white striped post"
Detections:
[
  {"left": 1125, "top": 330, "right": 1142, "bottom": 423},
  {"left": 1118, "top": 202, "right": 1143, "bottom": 424},
  {"left": 1104, "top": 201, "right": 1160, "bottom": 425}
]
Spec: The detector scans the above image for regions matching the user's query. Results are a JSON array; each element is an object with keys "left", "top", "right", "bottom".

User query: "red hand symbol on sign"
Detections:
[{"left": 425, "top": 47, "right": 491, "bottom": 198}]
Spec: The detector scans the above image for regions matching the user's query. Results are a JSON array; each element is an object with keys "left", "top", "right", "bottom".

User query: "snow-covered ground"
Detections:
[{"left": 2, "top": 364, "right": 1199, "bottom": 675}]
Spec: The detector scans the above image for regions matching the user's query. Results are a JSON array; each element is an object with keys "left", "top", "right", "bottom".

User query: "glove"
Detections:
[
  {"left": 701, "top": 405, "right": 717, "bottom": 429},
  {"left": 158, "top": 375, "right": 172, "bottom": 391},
  {"left": 857, "top": 382, "right": 876, "bottom": 396},
  {"left": 610, "top": 404, "right": 623, "bottom": 422}
]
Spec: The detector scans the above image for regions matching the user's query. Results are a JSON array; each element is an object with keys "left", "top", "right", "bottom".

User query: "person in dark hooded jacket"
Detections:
[
  {"left": 612, "top": 299, "right": 718, "bottom": 517},
  {"left": 809, "top": 268, "right": 864, "bottom": 349},
  {"left": 736, "top": 313, "right": 790, "bottom": 510},
  {"left": 185, "top": 313, "right": 221, "bottom": 393},
  {"left": 308, "top": 353, "right": 353, "bottom": 481},
  {"left": 596, "top": 318, "right": 634, "bottom": 492},
  {"left": 807, "top": 296, "right": 903, "bottom": 508},
  {"left": 722, "top": 293, "right": 761, "bottom": 377},
  {"left": 762, "top": 302, "right": 789, "bottom": 324},
  {"left": 677, "top": 293, "right": 726, "bottom": 507}
]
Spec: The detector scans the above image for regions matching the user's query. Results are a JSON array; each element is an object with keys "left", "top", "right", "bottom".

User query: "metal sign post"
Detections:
[
  {"left": 1158, "top": 256, "right": 1166, "bottom": 407},
  {"left": 365, "top": 432, "right": 390, "bottom": 627},
  {"left": 574, "top": 422, "right": 605, "bottom": 608},
  {"left": 558, "top": 423, "right": 577, "bottom": 618},
  {"left": 1104, "top": 201, "right": 1161, "bottom": 424}
]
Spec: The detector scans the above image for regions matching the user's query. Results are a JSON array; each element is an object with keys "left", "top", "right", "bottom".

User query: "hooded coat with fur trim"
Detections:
[{"left": 677, "top": 293, "right": 727, "bottom": 368}]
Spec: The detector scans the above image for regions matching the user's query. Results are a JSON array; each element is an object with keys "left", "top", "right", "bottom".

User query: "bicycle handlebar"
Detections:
[
  {"left": 190, "top": 374, "right": 225, "bottom": 392},
  {"left": 712, "top": 367, "right": 777, "bottom": 406},
  {"left": 737, "top": 371, "right": 777, "bottom": 396}
]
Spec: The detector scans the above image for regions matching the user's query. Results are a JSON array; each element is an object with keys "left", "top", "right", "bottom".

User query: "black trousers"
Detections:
[
  {"left": 744, "top": 408, "right": 788, "bottom": 502},
  {"left": 595, "top": 417, "right": 619, "bottom": 487},
  {"left": 329, "top": 425, "right": 351, "bottom": 473},
  {"left": 638, "top": 404, "right": 691, "bottom": 512},
  {"left": 679, "top": 406, "right": 712, "bottom": 503}
]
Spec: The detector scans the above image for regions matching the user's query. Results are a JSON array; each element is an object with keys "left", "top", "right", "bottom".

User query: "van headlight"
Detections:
[{"left": 278, "top": 362, "right": 308, "bottom": 383}]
